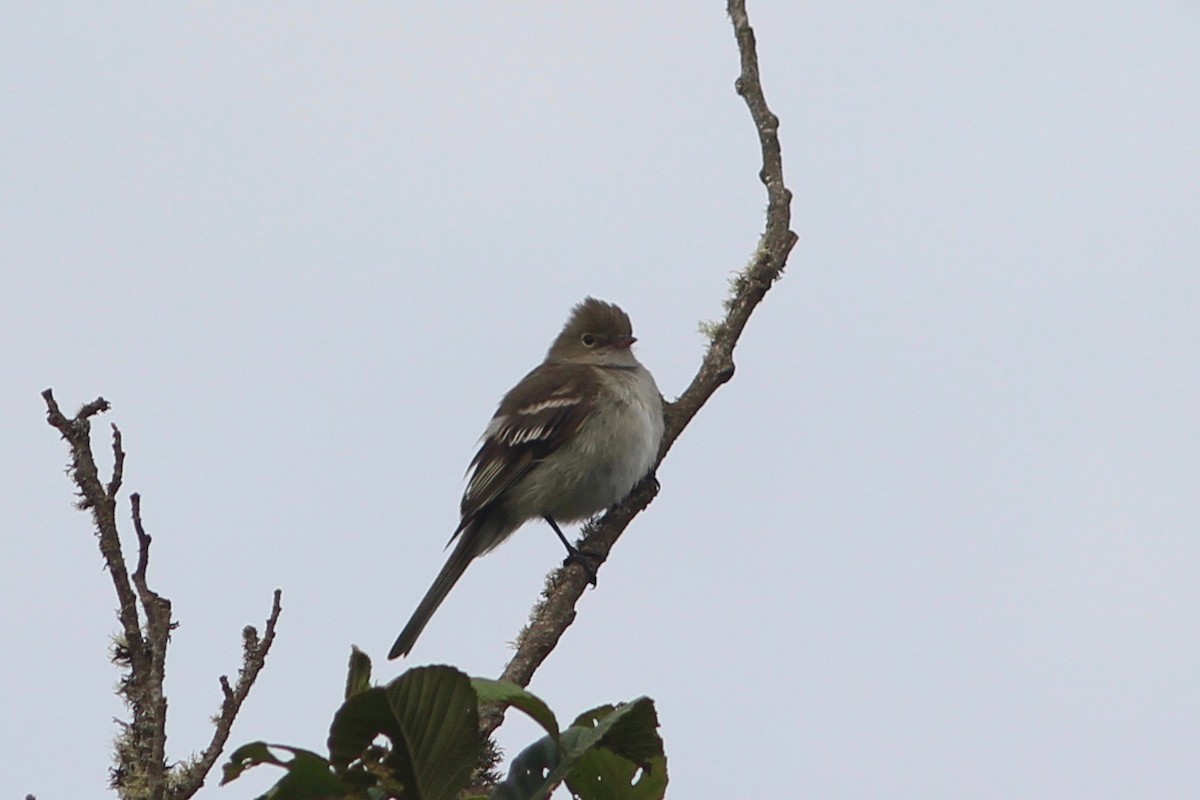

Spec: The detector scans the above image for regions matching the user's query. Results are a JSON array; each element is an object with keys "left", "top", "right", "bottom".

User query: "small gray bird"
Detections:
[{"left": 388, "top": 298, "right": 664, "bottom": 659}]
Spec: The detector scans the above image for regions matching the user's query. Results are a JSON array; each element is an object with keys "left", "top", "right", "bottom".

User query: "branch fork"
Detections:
[{"left": 43, "top": 389, "right": 282, "bottom": 800}]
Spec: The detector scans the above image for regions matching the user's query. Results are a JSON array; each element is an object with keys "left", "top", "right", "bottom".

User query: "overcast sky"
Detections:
[{"left": 4, "top": 3, "right": 1199, "bottom": 798}]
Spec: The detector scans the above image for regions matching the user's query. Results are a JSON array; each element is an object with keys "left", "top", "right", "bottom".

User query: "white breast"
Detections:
[{"left": 520, "top": 364, "right": 664, "bottom": 522}]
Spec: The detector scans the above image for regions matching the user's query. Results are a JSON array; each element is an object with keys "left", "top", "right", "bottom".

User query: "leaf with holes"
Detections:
[{"left": 489, "top": 698, "right": 665, "bottom": 800}]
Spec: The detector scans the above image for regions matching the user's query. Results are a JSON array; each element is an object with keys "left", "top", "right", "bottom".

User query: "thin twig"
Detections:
[
  {"left": 481, "top": 0, "right": 798, "bottom": 736},
  {"left": 108, "top": 424, "right": 125, "bottom": 499},
  {"left": 170, "top": 589, "right": 283, "bottom": 800}
]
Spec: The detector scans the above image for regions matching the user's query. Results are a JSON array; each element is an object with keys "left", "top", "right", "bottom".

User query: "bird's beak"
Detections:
[{"left": 615, "top": 335, "right": 637, "bottom": 349}]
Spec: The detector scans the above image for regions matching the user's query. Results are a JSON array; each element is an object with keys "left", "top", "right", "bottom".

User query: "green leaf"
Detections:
[
  {"left": 326, "top": 667, "right": 482, "bottom": 799},
  {"left": 490, "top": 699, "right": 666, "bottom": 800},
  {"left": 328, "top": 686, "right": 404, "bottom": 770},
  {"left": 265, "top": 750, "right": 352, "bottom": 800},
  {"left": 222, "top": 741, "right": 286, "bottom": 784},
  {"left": 489, "top": 735, "right": 562, "bottom": 800},
  {"left": 220, "top": 743, "right": 349, "bottom": 800},
  {"left": 566, "top": 745, "right": 667, "bottom": 800},
  {"left": 346, "top": 645, "right": 373, "bottom": 699},
  {"left": 561, "top": 700, "right": 666, "bottom": 800},
  {"left": 571, "top": 698, "right": 664, "bottom": 768},
  {"left": 386, "top": 665, "right": 482, "bottom": 800},
  {"left": 470, "top": 677, "right": 560, "bottom": 740}
]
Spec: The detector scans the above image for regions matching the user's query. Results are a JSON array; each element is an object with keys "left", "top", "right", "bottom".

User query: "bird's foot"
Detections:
[
  {"left": 562, "top": 545, "right": 600, "bottom": 586},
  {"left": 545, "top": 515, "right": 600, "bottom": 585}
]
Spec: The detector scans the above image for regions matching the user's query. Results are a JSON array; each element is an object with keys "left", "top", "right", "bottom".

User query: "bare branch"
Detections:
[
  {"left": 43, "top": 390, "right": 172, "bottom": 797},
  {"left": 108, "top": 424, "right": 125, "bottom": 499},
  {"left": 131, "top": 494, "right": 155, "bottom": 597},
  {"left": 45, "top": 390, "right": 283, "bottom": 799},
  {"left": 170, "top": 589, "right": 283, "bottom": 800},
  {"left": 482, "top": 0, "right": 798, "bottom": 736},
  {"left": 129, "top": 494, "right": 172, "bottom": 800},
  {"left": 41, "top": 390, "right": 145, "bottom": 670}
]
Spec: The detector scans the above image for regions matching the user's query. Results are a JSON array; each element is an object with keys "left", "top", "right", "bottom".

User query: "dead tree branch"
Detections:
[
  {"left": 42, "top": 390, "right": 282, "bottom": 800},
  {"left": 170, "top": 589, "right": 283, "bottom": 799},
  {"left": 481, "top": 0, "right": 798, "bottom": 736}
]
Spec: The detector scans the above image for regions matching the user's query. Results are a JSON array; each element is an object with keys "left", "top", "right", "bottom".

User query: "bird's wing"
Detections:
[{"left": 456, "top": 363, "right": 596, "bottom": 532}]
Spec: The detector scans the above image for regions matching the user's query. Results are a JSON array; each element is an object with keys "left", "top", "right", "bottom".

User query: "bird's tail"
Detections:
[{"left": 388, "top": 532, "right": 478, "bottom": 660}]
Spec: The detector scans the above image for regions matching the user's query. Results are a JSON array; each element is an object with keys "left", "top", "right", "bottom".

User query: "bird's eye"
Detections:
[{"left": 581, "top": 333, "right": 597, "bottom": 347}]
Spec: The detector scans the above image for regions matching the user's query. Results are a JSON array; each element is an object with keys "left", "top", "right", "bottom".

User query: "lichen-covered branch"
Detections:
[
  {"left": 43, "top": 391, "right": 145, "bottom": 665},
  {"left": 169, "top": 589, "right": 283, "bottom": 800},
  {"left": 42, "top": 390, "right": 283, "bottom": 800},
  {"left": 481, "top": 0, "right": 798, "bottom": 736},
  {"left": 127, "top": 494, "right": 171, "bottom": 800}
]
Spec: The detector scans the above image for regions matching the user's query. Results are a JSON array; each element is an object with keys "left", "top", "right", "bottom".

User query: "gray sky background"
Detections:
[{"left": 4, "top": 3, "right": 1199, "bottom": 798}]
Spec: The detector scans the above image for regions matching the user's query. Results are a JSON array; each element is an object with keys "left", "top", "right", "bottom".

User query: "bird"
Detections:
[{"left": 388, "top": 297, "right": 664, "bottom": 659}]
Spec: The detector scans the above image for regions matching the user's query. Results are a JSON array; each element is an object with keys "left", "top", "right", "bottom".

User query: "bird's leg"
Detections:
[{"left": 543, "top": 515, "right": 599, "bottom": 586}]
